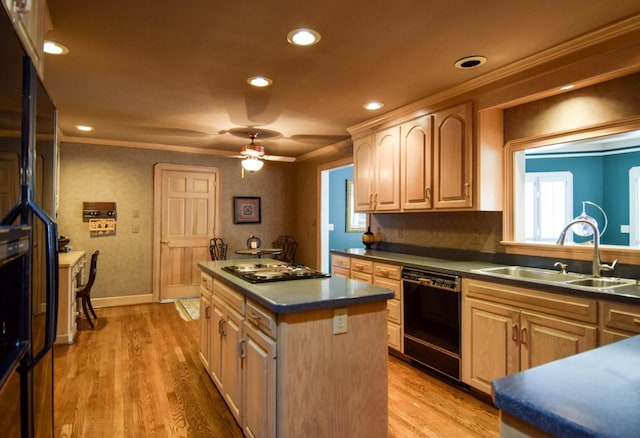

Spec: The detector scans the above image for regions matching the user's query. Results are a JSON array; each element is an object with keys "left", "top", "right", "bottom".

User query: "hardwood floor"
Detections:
[{"left": 54, "top": 303, "right": 498, "bottom": 437}]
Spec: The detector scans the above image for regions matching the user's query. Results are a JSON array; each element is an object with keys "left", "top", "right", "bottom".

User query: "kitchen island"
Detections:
[{"left": 198, "top": 260, "right": 394, "bottom": 438}]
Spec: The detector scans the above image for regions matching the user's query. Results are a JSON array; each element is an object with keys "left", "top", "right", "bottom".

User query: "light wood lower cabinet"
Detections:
[
  {"left": 331, "top": 254, "right": 351, "bottom": 278},
  {"left": 462, "top": 279, "right": 597, "bottom": 395},
  {"left": 350, "top": 258, "right": 373, "bottom": 283},
  {"left": 373, "top": 262, "right": 402, "bottom": 352},
  {"left": 599, "top": 300, "right": 640, "bottom": 345},
  {"left": 210, "top": 280, "right": 245, "bottom": 425},
  {"left": 198, "top": 277, "right": 212, "bottom": 370},
  {"left": 243, "top": 300, "right": 277, "bottom": 438}
]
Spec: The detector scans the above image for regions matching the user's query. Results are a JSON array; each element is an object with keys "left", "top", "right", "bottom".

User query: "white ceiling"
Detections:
[{"left": 42, "top": 1, "right": 640, "bottom": 159}]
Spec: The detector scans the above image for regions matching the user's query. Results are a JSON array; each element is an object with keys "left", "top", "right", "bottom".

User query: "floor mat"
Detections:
[{"left": 175, "top": 297, "right": 199, "bottom": 321}]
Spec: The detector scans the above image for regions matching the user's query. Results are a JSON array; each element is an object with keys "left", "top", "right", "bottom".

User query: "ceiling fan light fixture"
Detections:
[
  {"left": 241, "top": 157, "right": 264, "bottom": 172},
  {"left": 247, "top": 76, "right": 273, "bottom": 87},
  {"left": 287, "top": 28, "right": 321, "bottom": 46},
  {"left": 363, "top": 101, "right": 384, "bottom": 111}
]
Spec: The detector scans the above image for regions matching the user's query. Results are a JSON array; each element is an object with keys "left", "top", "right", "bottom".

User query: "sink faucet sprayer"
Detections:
[{"left": 556, "top": 218, "right": 616, "bottom": 277}]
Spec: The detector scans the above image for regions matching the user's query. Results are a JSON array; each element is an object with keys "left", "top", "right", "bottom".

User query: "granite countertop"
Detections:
[
  {"left": 332, "top": 249, "right": 640, "bottom": 304},
  {"left": 198, "top": 260, "right": 394, "bottom": 314},
  {"left": 492, "top": 335, "right": 640, "bottom": 437}
]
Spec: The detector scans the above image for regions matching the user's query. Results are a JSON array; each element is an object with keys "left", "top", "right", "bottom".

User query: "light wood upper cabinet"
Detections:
[
  {"left": 353, "top": 135, "right": 375, "bottom": 211},
  {"left": 353, "top": 127, "right": 401, "bottom": 212},
  {"left": 401, "top": 115, "right": 433, "bottom": 210},
  {"left": 433, "top": 102, "right": 473, "bottom": 209},
  {"left": 374, "top": 126, "right": 401, "bottom": 211}
]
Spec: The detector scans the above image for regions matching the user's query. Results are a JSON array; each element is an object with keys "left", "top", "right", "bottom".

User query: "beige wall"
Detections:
[{"left": 58, "top": 142, "right": 296, "bottom": 299}]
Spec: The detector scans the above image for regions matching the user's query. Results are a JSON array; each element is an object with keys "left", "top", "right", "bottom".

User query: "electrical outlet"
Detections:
[{"left": 333, "top": 308, "right": 348, "bottom": 334}]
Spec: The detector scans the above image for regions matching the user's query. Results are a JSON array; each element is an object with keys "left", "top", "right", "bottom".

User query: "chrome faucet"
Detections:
[{"left": 556, "top": 218, "right": 616, "bottom": 277}]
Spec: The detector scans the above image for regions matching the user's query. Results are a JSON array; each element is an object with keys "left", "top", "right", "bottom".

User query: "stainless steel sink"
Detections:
[
  {"left": 565, "top": 277, "right": 636, "bottom": 289},
  {"left": 476, "top": 266, "right": 585, "bottom": 282}
]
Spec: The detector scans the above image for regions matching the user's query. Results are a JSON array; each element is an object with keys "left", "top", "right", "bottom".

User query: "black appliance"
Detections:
[
  {"left": 402, "top": 267, "right": 462, "bottom": 381},
  {"left": 0, "top": 4, "right": 59, "bottom": 437},
  {"left": 223, "top": 262, "right": 331, "bottom": 283}
]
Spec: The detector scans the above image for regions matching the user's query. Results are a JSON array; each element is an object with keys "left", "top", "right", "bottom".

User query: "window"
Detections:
[{"left": 524, "top": 172, "right": 573, "bottom": 242}]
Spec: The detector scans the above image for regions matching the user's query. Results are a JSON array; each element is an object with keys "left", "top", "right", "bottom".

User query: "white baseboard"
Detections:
[{"left": 91, "top": 293, "right": 154, "bottom": 308}]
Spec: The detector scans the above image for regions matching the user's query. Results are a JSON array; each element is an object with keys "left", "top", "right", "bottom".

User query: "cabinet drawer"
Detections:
[
  {"left": 374, "top": 276, "right": 401, "bottom": 299},
  {"left": 387, "top": 299, "right": 401, "bottom": 324},
  {"left": 332, "top": 266, "right": 350, "bottom": 278},
  {"left": 213, "top": 279, "right": 245, "bottom": 314},
  {"left": 246, "top": 300, "right": 277, "bottom": 340},
  {"left": 601, "top": 301, "right": 640, "bottom": 334},
  {"left": 374, "top": 262, "right": 401, "bottom": 280},
  {"left": 388, "top": 322, "right": 401, "bottom": 351},
  {"left": 351, "top": 271, "right": 373, "bottom": 284},
  {"left": 331, "top": 254, "right": 351, "bottom": 270},
  {"left": 350, "top": 259, "right": 373, "bottom": 274},
  {"left": 201, "top": 273, "right": 213, "bottom": 292}
]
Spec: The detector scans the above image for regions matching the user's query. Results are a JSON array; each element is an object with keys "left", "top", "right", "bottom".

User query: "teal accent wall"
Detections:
[
  {"left": 329, "top": 166, "right": 362, "bottom": 267},
  {"left": 526, "top": 149, "right": 640, "bottom": 245}
]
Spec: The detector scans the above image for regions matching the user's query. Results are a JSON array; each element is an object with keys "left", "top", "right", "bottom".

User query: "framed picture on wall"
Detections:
[
  {"left": 346, "top": 180, "right": 366, "bottom": 232},
  {"left": 234, "top": 196, "right": 261, "bottom": 224}
]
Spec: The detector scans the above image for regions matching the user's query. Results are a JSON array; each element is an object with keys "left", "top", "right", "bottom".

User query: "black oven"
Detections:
[{"left": 402, "top": 267, "right": 461, "bottom": 381}]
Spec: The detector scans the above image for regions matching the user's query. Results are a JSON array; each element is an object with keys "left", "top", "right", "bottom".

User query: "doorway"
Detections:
[
  {"left": 319, "top": 159, "right": 363, "bottom": 272},
  {"left": 153, "top": 163, "right": 220, "bottom": 302}
]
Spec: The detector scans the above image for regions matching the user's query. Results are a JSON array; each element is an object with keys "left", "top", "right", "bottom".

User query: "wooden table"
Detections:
[
  {"left": 56, "top": 251, "right": 85, "bottom": 344},
  {"left": 235, "top": 248, "right": 281, "bottom": 258}
]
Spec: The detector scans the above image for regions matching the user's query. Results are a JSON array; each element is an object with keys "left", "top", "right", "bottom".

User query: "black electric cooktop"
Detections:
[{"left": 222, "top": 262, "right": 331, "bottom": 283}]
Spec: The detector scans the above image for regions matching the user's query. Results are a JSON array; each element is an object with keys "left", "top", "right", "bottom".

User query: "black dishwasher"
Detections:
[{"left": 402, "top": 267, "right": 461, "bottom": 381}]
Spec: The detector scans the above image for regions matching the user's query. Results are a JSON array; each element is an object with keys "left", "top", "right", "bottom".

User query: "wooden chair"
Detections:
[
  {"left": 209, "top": 237, "right": 228, "bottom": 260},
  {"left": 272, "top": 235, "right": 298, "bottom": 264},
  {"left": 76, "top": 250, "right": 99, "bottom": 328}
]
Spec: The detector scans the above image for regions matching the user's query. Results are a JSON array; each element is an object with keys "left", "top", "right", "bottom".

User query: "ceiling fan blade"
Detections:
[{"left": 263, "top": 155, "right": 296, "bottom": 162}]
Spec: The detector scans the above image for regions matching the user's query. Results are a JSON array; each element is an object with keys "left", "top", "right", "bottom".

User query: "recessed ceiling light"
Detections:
[
  {"left": 247, "top": 76, "right": 273, "bottom": 87},
  {"left": 287, "top": 28, "right": 321, "bottom": 46},
  {"left": 560, "top": 84, "right": 575, "bottom": 91},
  {"left": 43, "top": 40, "right": 69, "bottom": 55},
  {"left": 363, "top": 102, "right": 384, "bottom": 111},
  {"left": 75, "top": 125, "right": 94, "bottom": 132},
  {"left": 454, "top": 56, "right": 487, "bottom": 69}
]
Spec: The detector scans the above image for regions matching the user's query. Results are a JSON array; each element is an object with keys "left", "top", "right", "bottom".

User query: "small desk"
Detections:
[
  {"left": 235, "top": 248, "right": 281, "bottom": 258},
  {"left": 56, "top": 251, "right": 85, "bottom": 344}
]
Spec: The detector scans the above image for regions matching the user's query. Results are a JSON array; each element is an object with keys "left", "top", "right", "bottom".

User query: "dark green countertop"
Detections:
[{"left": 198, "top": 260, "right": 394, "bottom": 314}]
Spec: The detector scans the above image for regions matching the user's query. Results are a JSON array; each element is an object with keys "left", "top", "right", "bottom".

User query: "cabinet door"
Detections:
[
  {"left": 223, "top": 306, "right": 244, "bottom": 424},
  {"left": 462, "top": 297, "right": 519, "bottom": 394},
  {"left": 199, "top": 287, "right": 212, "bottom": 370},
  {"left": 401, "top": 115, "right": 433, "bottom": 210},
  {"left": 433, "top": 102, "right": 473, "bottom": 209},
  {"left": 210, "top": 299, "right": 225, "bottom": 390},
  {"left": 243, "top": 322, "right": 276, "bottom": 438},
  {"left": 353, "top": 135, "right": 374, "bottom": 211},
  {"left": 520, "top": 311, "right": 597, "bottom": 370},
  {"left": 374, "top": 126, "right": 401, "bottom": 211}
]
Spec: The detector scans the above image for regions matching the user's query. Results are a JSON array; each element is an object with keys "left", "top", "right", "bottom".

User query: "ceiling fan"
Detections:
[{"left": 233, "top": 132, "right": 296, "bottom": 172}]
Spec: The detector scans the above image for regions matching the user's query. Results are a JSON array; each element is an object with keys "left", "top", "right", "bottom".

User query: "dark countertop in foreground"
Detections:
[
  {"left": 198, "top": 260, "right": 394, "bottom": 314},
  {"left": 492, "top": 335, "right": 640, "bottom": 438}
]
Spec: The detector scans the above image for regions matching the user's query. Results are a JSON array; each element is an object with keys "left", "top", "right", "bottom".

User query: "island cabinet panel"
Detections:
[
  {"left": 462, "top": 279, "right": 597, "bottom": 396},
  {"left": 276, "top": 302, "right": 388, "bottom": 438},
  {"left": 243, "top": 311, "right": 276, "bottom": 438},
  {"left": 210, "top": 280, "right": 245, "bottom": 425},
  {"left": 198, "top": 274, "right": 213, "bottom": 370},
  {"left": 599, "top": 300, "right": 640, "bottom": 345}
]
